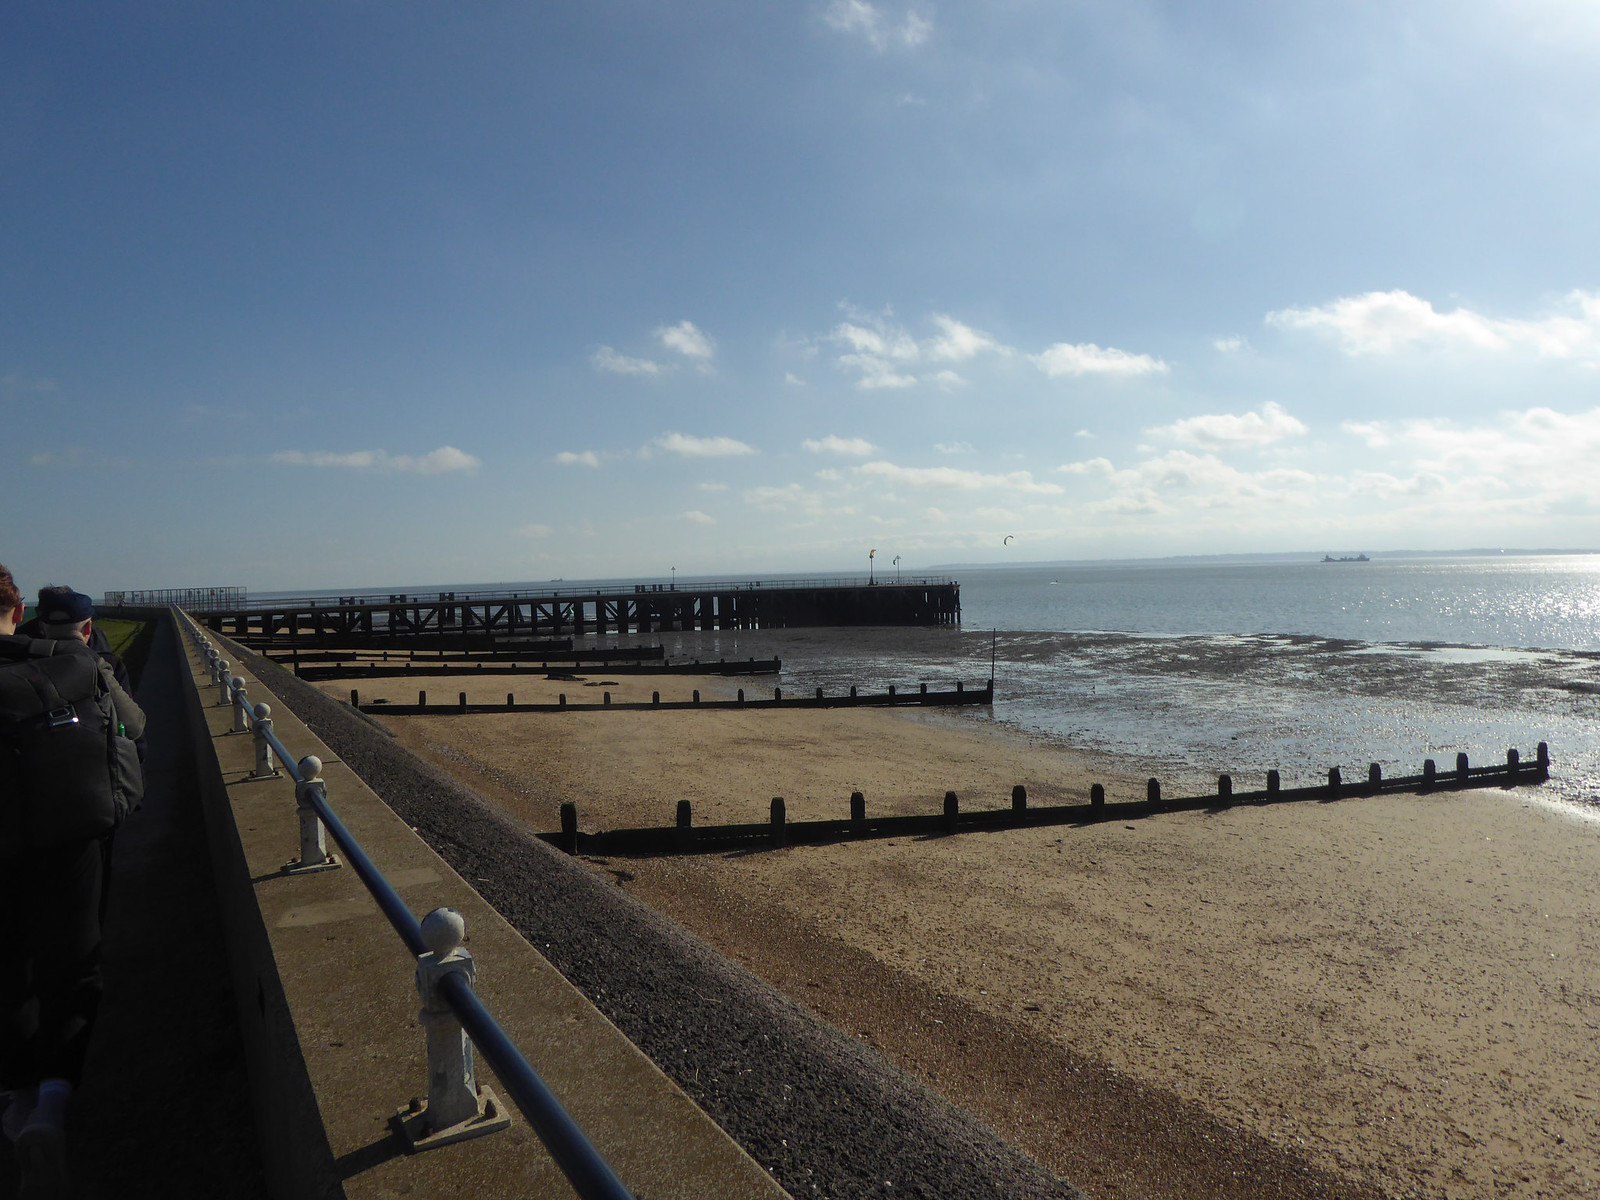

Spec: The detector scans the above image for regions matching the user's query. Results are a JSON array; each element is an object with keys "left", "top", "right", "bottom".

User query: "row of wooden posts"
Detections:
[
  {"left": 543, "top": 743, "right": 1550, "bottom": 857},
  {"left": 351, "top": 679, "right": 994, "bottom": 715}
]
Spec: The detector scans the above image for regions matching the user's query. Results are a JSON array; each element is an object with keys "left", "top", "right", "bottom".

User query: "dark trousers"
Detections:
[{"left": 0, "top": 838, "right": 106, "bottom": 1089}]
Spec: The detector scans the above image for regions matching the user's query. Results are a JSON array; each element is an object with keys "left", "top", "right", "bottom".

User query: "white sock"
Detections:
[
  {"left": 24, "top": 1078, "right": 71, "bottom": 1132},
  {"left": 2, "top": 1085, "right": 37, "bottom": 1142}
]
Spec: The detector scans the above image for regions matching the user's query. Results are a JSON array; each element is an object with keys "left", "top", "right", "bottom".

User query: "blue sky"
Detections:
[{"left": 5, "top": 1, "right": 1599, "bottom": 595}]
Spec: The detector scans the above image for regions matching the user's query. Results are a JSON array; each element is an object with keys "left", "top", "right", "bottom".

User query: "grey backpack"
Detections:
[{"left": 0, "top": 636, "right": 140, "bottom": 851}]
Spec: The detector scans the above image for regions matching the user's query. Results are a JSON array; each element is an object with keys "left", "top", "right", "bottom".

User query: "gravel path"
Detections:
[{"left": 242, "top": 648, "right": 1087, "bottom": 1200}]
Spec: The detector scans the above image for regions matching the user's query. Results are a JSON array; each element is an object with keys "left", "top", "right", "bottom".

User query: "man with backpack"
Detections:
[{"left": 0, "top": 562, "right": 144, "bottom": 1198}]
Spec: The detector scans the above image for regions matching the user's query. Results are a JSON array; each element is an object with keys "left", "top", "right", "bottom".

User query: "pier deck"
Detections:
[{"left": 197, "top": 577, "right": 960, "bottom": 647}]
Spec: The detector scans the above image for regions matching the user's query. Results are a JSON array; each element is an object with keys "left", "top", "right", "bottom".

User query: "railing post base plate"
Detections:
[
  {"left": 281, "top": 853, "right": 342, "bottom": 876},
  {"left": 391, "top": 1086, "right": 511, "bottom": 1152}
]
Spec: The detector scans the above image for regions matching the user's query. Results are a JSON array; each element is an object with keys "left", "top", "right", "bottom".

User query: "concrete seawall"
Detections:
[{"left": 177, "top": 613, "right": 789, "bottom": 1199}]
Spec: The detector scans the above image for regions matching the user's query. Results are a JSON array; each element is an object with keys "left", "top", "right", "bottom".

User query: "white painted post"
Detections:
[
  {"left": 293, "top": 755, "right": 332, "bottom": 868},
  {"left": 252, "top": 703, "right": 278, "bottom": 778},
  {"left": 216, "top": 660, "right": 232, "bottom": 704},
  {"left": 414, "top": 908, "right": 482, "bottom": 1130},
  {"left": 231, "top": 678, "right": 250, "bottom": 732}
]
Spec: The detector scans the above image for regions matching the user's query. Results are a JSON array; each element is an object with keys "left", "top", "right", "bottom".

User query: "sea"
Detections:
[{"left": 256, "top": 554, "right": 1600, "bottom": 811}]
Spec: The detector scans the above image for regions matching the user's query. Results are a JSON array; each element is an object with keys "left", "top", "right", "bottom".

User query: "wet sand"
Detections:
[{"left": 326, "top": 671, "right": 1599, "bottom": 1200}]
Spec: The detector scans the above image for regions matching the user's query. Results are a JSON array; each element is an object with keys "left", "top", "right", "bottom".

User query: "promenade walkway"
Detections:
[{"left": 1, "top": 616, "right": 266, "bottom": 1198}]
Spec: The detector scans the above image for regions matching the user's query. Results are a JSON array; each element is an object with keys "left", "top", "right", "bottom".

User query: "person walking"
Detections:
[{"left": 0, "top": 562, "right": 144, "bottom": 1198}]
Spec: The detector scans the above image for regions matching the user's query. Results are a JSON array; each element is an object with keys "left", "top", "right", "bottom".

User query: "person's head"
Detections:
[
  {"left": 0, "top": 563, "right": 22, "bottom": 635},
  {"left": 37, "top": 588, "right": 95, "bottom": 644}
]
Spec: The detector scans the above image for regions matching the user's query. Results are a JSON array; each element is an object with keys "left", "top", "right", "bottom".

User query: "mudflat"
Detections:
[{"left": 329, "top": 672, "right": 1597, "bottom": 1200}]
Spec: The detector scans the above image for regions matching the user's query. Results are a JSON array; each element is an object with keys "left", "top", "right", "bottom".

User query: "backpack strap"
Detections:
[{"left": 14, "top": 661, "right": 82, "bottom": 729}]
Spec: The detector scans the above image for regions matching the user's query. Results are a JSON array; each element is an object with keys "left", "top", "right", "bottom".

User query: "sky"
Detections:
[{"left": 4, "top": 1, "right": 1600, "bottom": 595}]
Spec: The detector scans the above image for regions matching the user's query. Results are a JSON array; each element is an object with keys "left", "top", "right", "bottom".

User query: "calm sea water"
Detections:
[
  {"left": 653, "top": 556, "right": 1600, "bottom": 812},
  {"left": 260, "top": 555, "right": 1600, "bottom": 810}
]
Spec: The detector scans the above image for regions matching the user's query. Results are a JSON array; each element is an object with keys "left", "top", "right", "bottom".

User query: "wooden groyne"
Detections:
[
  {"left": 543, "top": 744, "right": 1550, "bottom": 857},
  {"left": 354, "top": 679, "right": 992, "bottom": 715},
  {"left": 198, "top": 576, "right": 960, "bottom": 647},
  {"left": 306, "top": 657, "right": 782, "bottom": 681}
]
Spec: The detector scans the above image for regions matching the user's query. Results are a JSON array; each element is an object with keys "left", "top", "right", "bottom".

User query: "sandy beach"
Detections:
[{"left": 327, "top": 670, "right": 1598, "bottom": 1199}]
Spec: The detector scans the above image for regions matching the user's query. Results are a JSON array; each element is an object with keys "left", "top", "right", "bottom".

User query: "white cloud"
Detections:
[
  {"left": 1150, "top": 402, "right": 1308, "bottom": 450},
  {"left": 803, "top": 434, "right": 876, "bottom": 456},
  {"left": 270, "top": 446, "right": 480, "bottom": 474},
  {"left": 696, "top": 481, "right": 729, "bottom": 492},
  {"left": 815, "top": 468, "right": 843, "bottom": 481},
  {"left": 856, "top": 460, "right": 1064, "bottom": 495},
  {"left": 829, "top": 310, "right": 1007, "bottom": 389},
  {"left": 655, "top": 432, "right": 758, "bottom": 458},
  {"left": 518, "top": 523, "right": 553, "bottom": 538},
  {"left": 656, "top": 320, "right": 715, "bottom": 360},
  {"left": 1074, "top": 429, "right": 1093, "bottom": 438},
  {"left": 823, "top": 0, "right": 931, "bottom": 51},
  {"left": 784, "top": 372, "right": 806, "bottom": 386},
  {"left": 934, "top": 441, "right": 974, "bottom": 455},
  {"left": 29, "top": 446, "right": 130, "bottom": 469},
  {"left": 592, "top": 345, "right": 665, "bottom": 376},
  {"left": 744, "top": 483, "right": 815, "bottom": 511},
  {"left": 927, "top": 315, "right": 1004, "bottom": 362},
  {"left": 555, "top": 450, "right": 601, "bottom": 467},
  {"left": 1031, "top": 342, "right": 1169, "bottom": 378},
  {"left": 1266, "top": 289, "right": 1600, "bottom": 359},
  {"left": 682, "top": 510, "right": 716, "bottom": 525},
  {"left": 1214, "top": 337, "right": 1247, "bottom": 353}
]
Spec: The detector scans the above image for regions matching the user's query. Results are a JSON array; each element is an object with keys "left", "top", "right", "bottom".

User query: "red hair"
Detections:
[{"left": 0, "top": 563, "right": 20, "bottom": 612}]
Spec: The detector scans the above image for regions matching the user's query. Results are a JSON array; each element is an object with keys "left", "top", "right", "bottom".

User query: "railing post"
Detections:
[
  {"left": 287, "top": 756, "right": 340, "bottom": 874},
  {"left": 252, "top": 704, "right": 279, "bottom": 779},
  {"left": 231, "top": 678, "right": 251, "bottom": 733},
  {"left": 216, "top": 659, "right": 232, "bottom": 704},
  {"left": 394, "top": 908, "right": 510, "bottom": 1150}
]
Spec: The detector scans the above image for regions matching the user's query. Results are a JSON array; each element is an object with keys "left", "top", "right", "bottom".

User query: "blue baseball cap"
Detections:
[{"left": 38, "top": 589, "right": 94, "bottom": 625}]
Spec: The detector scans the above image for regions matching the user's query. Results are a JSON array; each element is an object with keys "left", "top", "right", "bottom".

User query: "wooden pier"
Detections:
[{"left": 199, "top": 577, "right": 960, "bottom": 648}]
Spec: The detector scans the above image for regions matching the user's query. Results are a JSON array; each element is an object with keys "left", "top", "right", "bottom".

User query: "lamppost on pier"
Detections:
[
  {"left": 671, "top": 565, "right": 676, "bottom": 591},
  {"left": 869, "top": 548, "right": 876, "bottom": 585}
]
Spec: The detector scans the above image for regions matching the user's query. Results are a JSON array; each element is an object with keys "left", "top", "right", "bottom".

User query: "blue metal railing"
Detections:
[{"left": 181, "top": 610, "right": 635, "bottom": 1200}]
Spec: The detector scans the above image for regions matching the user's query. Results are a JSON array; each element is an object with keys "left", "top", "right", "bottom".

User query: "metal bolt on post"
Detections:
[
  {"left": 251, "top": 704, "right": 279, "bottom": 779},
  {"left": 284, "top": 755, "right": 340, "bottom": 875},
  {"left": 231, "top": 678, "right": 251, "bottom": 733},
  {"left": 393, "top": 907, "right": 510, "bottom": 1151}
]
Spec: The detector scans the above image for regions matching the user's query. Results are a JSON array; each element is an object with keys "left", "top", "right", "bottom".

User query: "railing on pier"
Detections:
[
  {"left": 178, "top": 612, "right": 635, "bottom": 1199},
  {"left": 105, "top": 585, "right": 245, "bottom": 609}
]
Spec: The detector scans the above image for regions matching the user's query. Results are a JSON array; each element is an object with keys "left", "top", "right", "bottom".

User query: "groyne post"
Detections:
[
  {"left": 1456, "top": 752, "right": 1469, "bottom": 786},
  {"left": 944, "top": 790, "right": 959, "bottom": 833},
  {"left": 1537, "top": 742, "right": 1550, "bottom": 779},
  {"left": 559, "top": 802, "right": 578, "bottom": 854},
  {"left": 1327, "top": 767, "right": 1342, "bottom": 798},
  {"left": 1422, "top": 759, "right": 1436, "bottom": 792},
  {"left": 1090, "top": 783, "right": 1105, "bottom": 809},
  {"left": 1266, "top": 769, "right": 1280, "bottom": 801},
  {"left": 1217, "top": 774, "right": 1232, "bottom": 805},
  {"left": 1506, "top": 747, "right": 1520, "bottom": 784},
  {"left": 1012, "top": 785, "right": 1027, "bottom": 812},
  {"left": 1367, "top": 763, "right": 1382, "bottom": 795},
  {"left": 1146, "top": 778, "right": 1160, "bottom": 805},
  {"left": 770, "top": 797, "right": 786, "bottom": 847},
  {"left": 850, "top": 791, "right": 865, "bottom": 824}
]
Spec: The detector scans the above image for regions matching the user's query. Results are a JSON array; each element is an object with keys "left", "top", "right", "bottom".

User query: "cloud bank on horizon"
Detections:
[{"left": 4, "top": 1, "right": 1599, "bottom": 591}]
